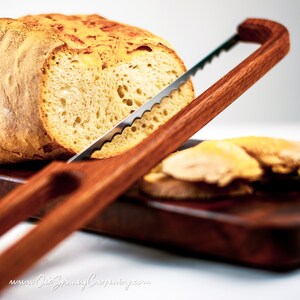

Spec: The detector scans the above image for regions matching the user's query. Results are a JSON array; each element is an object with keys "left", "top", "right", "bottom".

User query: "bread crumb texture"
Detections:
[{"left": 0, "top": 14, "right": 194, "bottom": 163}]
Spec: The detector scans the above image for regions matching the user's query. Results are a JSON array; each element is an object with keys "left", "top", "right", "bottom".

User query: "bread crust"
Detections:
[
  {"left": 0, "top": 14, "right": 192, "bottom": 163},
  {"left": 0, "top": 18, "right": 66, "bottom": 162}
]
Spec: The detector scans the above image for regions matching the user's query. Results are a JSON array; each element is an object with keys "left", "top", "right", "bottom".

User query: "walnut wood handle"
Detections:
[{"left": 0, "top": 19, "right": 289, "bottom": 290}]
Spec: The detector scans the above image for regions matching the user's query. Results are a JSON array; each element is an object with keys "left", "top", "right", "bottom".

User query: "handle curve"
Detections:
[{"left": 238, "top": 18, "right": 289, "bottom": 45}]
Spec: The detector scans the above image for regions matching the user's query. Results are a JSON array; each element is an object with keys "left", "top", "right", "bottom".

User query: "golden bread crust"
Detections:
[{"left": 0, "top": 19, "right": 66, "bottom": 162}]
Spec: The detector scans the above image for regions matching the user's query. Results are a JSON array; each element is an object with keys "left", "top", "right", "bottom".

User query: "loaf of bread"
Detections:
[{"left": 0, "top": 14, "right": 194, "bottom": 163}]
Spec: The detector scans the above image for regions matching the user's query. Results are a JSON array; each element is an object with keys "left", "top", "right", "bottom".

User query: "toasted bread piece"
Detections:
[
  {"left": 140, "top": 172, "right": 253, "bottom": 200},
  {"left": 224, "top": 136, "right": 300, "bottom": 174},
  {"left": 162, "top": 140, "right": 263, "bottom": 187}
]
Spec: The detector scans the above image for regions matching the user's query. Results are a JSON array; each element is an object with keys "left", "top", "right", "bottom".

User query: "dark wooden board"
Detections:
[{"left": 1, "top": 140, "right": 300, "bottom": 271}]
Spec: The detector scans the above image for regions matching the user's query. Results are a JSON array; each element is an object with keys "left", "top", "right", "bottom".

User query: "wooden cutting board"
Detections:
[{"left": 1, "top": 140, "right": 300, "bottom": 271}]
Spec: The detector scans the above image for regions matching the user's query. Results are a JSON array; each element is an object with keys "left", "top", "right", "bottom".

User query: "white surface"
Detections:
[
  {"left": 0, "top": 124, "right": 300, "bottom": 300},
  {"left": 193, "top": 121, "right": 300, "bottom": 140}
]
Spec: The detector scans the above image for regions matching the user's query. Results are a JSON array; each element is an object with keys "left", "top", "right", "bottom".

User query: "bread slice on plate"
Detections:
[
  {"left": 162, "top": 140, "right": 263, "bottom": 187},
  {"left": 0, "top": 14, "right": 194, "bottom": 163},
  {"left": 140, "top": 172, "right": 253, "bottom": 200}
]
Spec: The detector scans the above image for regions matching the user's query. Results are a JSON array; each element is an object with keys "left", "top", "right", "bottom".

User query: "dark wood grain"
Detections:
[{"left": 0, "top": 19, "right": 290, "bottom": 289}]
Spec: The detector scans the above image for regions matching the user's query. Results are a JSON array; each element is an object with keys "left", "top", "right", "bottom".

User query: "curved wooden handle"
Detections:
[
  {"left": 0, "top": 19, "right": 290, "bottom": 290},
  {"left": 238, "top": 18, "right": 289, "bottom": 44}
]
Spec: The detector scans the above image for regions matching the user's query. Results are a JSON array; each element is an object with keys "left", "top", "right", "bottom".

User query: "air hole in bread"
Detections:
[
  {"left": 123, "top": 99, "right": 133, "bottom": 106},
  {"left": 135, "top": 46, "right": 152, "bottom": 52},
  {"left": 60, "top": 98, "right": 66, "bottom": 107},
  {"left": 117, "top": 85, "right": 129, "bottom": 98},
  {"left": 74, "top": 116, "right": 81, "bottom": 125}
]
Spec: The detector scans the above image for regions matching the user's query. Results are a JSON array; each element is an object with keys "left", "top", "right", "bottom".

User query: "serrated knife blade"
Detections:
[{"left": 68, "top": 34, "right": 240, "bottom": 163}]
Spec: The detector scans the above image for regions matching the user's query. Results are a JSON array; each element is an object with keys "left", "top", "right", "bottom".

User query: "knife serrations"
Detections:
[{"left": 68, "top": 34, "right": 240, "bottom": 163}]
